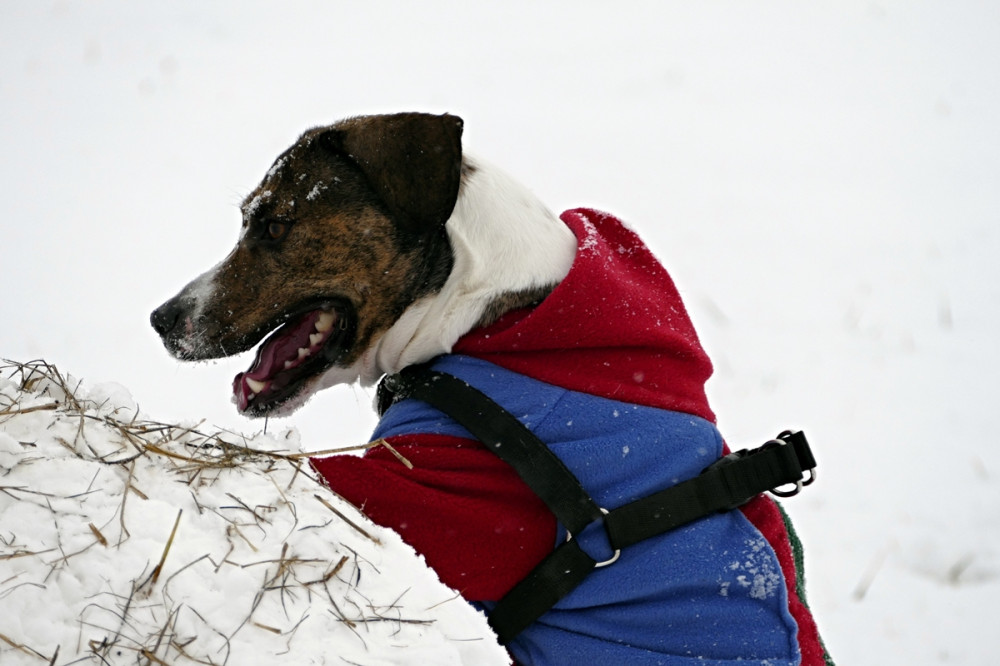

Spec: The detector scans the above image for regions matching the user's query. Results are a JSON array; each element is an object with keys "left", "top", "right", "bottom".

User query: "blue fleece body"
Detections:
[{"left": 374, "top": 355, "right": 801, "bottom": 665}]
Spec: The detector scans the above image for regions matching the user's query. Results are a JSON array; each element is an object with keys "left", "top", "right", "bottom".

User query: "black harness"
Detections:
[{"left": 377, "top": 363, "right": 817, "bottom": 644}]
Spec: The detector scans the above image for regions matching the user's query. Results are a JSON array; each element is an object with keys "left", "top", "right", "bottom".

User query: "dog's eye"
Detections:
[{"left": 266, "top": 221, "right": 288, "bottom": 241}]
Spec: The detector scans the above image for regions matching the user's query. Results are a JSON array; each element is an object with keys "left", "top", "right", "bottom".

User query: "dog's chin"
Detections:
[{"left": 232, "top": 302, "right": 356, "bottom": 418}]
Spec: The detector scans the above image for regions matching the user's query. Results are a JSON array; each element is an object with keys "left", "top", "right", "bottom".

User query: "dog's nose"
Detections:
[{"left": 151, "top": 297, "right": 185, "bottom": 338}]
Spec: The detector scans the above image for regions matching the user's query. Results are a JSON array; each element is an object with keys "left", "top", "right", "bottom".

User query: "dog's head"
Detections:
[{"left": 151, "top": 112, "right": 577, "bottom": 418}]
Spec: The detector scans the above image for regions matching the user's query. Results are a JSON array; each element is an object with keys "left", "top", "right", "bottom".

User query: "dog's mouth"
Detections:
[{"left": 233, "top": 302, "right": 354, "bottom": 416}]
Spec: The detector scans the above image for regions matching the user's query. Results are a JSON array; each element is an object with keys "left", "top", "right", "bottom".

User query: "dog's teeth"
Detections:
[
  {"left": 297, "top": 347, "right": 310, "bottom": 360},
  {"left": 309, "top": 332, "right": 323, "bottom": 347},
  {"left": 315, "top": 311, "right": 336, "bottom": 333},
  {"left": 246, "top": 377, "right": 268, "bottom": 394},
  {"left": 284, "top": 360, "right": 294, "bottom": 370}
]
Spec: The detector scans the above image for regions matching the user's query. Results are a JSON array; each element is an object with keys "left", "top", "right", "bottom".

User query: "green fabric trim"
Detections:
[{"left": 777, "top": 501, "right": 835, "bottom": 666}]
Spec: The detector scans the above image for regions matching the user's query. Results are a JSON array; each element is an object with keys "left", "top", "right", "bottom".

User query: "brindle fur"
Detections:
[{"left": 152, "top": 114, "right": 461, "bottom": 370}]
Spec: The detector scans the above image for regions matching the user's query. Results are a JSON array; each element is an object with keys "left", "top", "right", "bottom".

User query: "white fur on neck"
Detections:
[{"left": 313, "top": 154, "right": 577, "bottom": 392}]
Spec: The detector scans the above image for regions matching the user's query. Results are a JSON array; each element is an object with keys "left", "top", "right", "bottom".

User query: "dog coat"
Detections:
[{"left": 311, "top": 209, "right": 829, "bottom": 665}]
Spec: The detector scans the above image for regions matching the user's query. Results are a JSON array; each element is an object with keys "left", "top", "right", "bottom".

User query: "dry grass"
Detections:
[{"left": 0, "top": 359, "right": 446, "bottom": 665}]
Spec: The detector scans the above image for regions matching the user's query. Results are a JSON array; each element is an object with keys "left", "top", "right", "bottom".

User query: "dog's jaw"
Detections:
[{"left": 307, "top": 154, "right": 578, "bottom": 390}]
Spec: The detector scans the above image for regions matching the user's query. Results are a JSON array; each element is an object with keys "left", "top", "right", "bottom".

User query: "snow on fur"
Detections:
[{"left": 0, "top": 360, "right": 506, "bottom": 665}]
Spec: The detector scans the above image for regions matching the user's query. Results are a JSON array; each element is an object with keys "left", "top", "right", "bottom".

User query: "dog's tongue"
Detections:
[{"left": 234, "top": 310, "right": 338, "bottom": 411}]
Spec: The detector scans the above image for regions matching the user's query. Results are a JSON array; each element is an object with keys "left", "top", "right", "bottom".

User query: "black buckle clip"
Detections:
[
  {"left": 778, "top": 429, "right": 817, "bottom": 488},
  {"left": 767, "top": 430, "right": 817, "bottom": 497},
  {"left": 702, "top": 429, "right": 817, "bottom": 503}
]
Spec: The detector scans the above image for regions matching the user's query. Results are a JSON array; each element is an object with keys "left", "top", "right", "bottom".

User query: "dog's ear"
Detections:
[{"left": 321, "top": 113, "right": 464, "bottom": 233}]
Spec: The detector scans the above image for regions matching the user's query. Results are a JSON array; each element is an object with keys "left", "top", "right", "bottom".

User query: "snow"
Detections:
[
  {"left": 244, "top": 189, "right": 272, "bottom": 216},
  {"left": 2, "top": 2, "right": 1000, "bottom": 664},
  {"left": 306, "top": 183, "right": 326, "bottom": 201},
  {"left": 0, "top": 361, "right": 506, "bottom": 665}
]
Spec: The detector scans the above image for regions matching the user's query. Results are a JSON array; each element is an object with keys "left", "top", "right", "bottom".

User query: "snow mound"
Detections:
[{"left": 0, "top": 360, "right": 506, "bottom": 665}]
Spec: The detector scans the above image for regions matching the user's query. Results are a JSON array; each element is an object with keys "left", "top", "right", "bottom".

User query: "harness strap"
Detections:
[
  {"left": 608, "top": 433, "right": 811, "bottom": 550},
  {"left": 380, "top": 365, "right": 604, "bottom": 535},
  {"left": 378, "top": 364, "right": 817, "bottom": 644}
]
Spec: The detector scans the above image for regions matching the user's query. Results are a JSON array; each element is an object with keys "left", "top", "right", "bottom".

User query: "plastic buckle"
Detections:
[
  {"left": 765, "top": 437, "right": 803, "bottom": 498},
  {"left": 778, "top": 429, "right": 817, "bottom": 487}
]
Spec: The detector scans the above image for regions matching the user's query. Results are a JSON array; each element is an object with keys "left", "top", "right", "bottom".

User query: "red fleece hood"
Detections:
[{"left": 454, "top": 208, "right": 716, "bottom": 424}]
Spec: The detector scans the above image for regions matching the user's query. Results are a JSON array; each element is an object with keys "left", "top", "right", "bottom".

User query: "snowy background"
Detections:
[{"left": 2, "top": 1, "right": 999, "bottom": 663}]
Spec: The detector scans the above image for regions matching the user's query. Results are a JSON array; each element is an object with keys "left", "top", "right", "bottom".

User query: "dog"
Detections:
[{"left": 152, "top": 112, "right": 831, "bottom": 665}]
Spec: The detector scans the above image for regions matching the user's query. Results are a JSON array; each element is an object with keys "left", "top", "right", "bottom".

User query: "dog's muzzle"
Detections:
[{"left": 150, "top": 294, "right": 202, "bottom": 359}]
